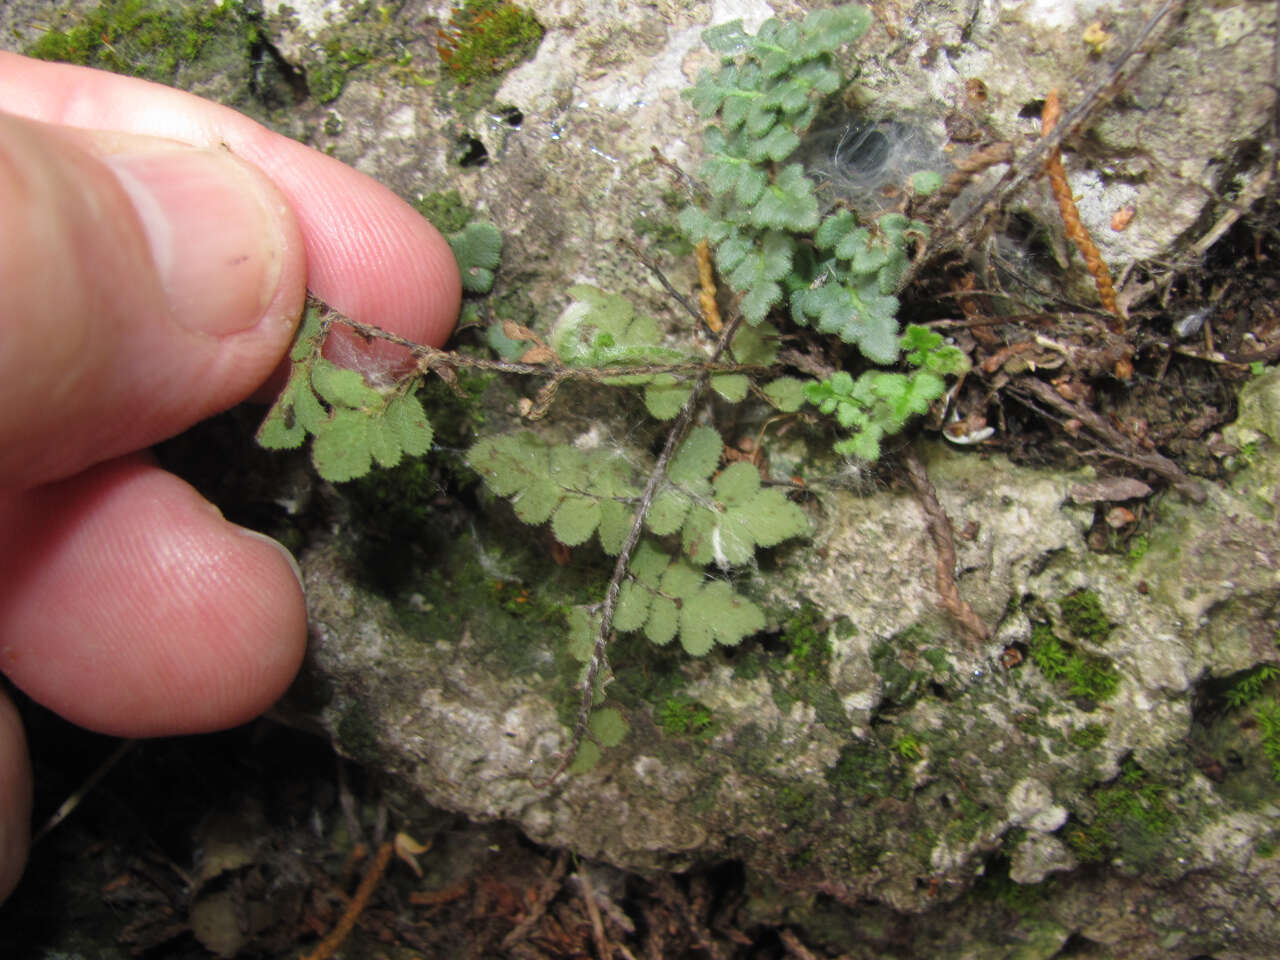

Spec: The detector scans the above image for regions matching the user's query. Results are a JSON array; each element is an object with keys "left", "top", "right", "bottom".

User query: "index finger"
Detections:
[{"left": 0, "top": 52, "right": 461, "bottom": 349}]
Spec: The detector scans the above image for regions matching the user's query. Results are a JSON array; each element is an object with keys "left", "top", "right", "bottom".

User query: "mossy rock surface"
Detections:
[{"left": 5, "top": 0, "right": 1280, "bottom": 956}]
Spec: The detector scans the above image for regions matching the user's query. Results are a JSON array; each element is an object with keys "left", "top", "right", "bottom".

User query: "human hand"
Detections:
[{"left": 0, "top": 52, "right": 462, "bottom": 901}]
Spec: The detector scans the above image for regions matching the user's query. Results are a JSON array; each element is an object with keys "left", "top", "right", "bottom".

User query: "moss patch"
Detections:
[
  {"left": 1027, "top": 623, "right": 1119, "bottom": 704},
  {"left": 24, "top": 0, "right": 246, "bottom": 82},
  {"left": 436, "top": 0, "right": 542, "bottom": 86},
  {"left": 1057, "top": 589, "right": 1113, "bottom": 643},
  {"left": 1062, "top": 758, "right": 1181, "bottom": 872},
  {"left": 656, "top": 697, "right": 716, "bottom": 739}
]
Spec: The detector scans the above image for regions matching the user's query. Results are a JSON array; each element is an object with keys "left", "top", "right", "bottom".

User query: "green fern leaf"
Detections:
[
  {"left": 551, "top": 494, "right": 601, "bottom": 546},
  {"left": 290, "top": 306, "right": 325, "bottom": 362},
  {"left": 311, "top": 408, "right": 374, "bottom": 482},
  {"left": 645, "top": 596, "right": 679, "bottom": 645},
  {"left": 729, "top": 321, "right": 779, "bottom": 364},
  {"left": 747, "top": 488, "right": 809, "bottom": 546},
  {"left": 256, "top": 404, "right": 306, "bottom": 449},
  {"left": 747, "top": 124, "right": 800, "bottom": 162},
  {"left": 368, "top": 412, "right": 405, "bottom": 469},
  {"left": 384, "top": 392, "right": 433, "bottom": 457},
  {"left": 660, "top": 559, "right": 704, "bottom": 599},
  {"left": 762, "top": 376, "right": 807, "bottom": 412},
  {"left": 679, "top": 608, "right": 716, "bottom": 655},
  {"left": 647, "top": 489, "right": 692, "bottom": 536},
  {"left": 698, "top": 580, "right": 765, "bottom": 646},
  {"left": 669, "top": 425, "right": 723, "bottom": 484},
  {"left": 712, "top": 373, "right": 750, "bottom": 402},
  {"left": 792, "top": 281, "right": 901, "bottom": 364},
  {"left": 614, "top": 581, "right": 652, "bottom": 632},
  {"left": 644, "top": 377, "right": 692, "bottom": 420},
  {"left": 567, "top": 740, "right": 601, "bottom": 774},
  {"left": 589, "top": 707, "right": 629, "bottom": 747},
  {"left": 448, "top": 221, "right": 502, "bottom": 294},
  {"left": 311, "top": 359, "right": 382, "bottom": 410},
  {"left": 701, "top": 19, "right": 751, "bottom": 56},
  {"left": 468, "top": 432, "right": 548, "bottom": 496},
  {"left": 256, "top": 373, "right": 309, "bottom": 450},
  {"left": 596, "top": 500, "right": 633, "bottom": 555},
  {"left": 512, "top": 476, "right": 561, "bottom": 524},
  {"left": 796, "top": 5, "right": 870, "bottom": 57},
  {"left": 748, "top": 164, "right": 818, "bottom": 232},
  {"left": 567, "top": 607, "right": 598, "bottom": 662}
]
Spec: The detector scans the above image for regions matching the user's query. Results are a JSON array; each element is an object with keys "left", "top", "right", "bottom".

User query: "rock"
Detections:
[{"left": 5, "top": 0, "right": 1280, "bottom": 955}]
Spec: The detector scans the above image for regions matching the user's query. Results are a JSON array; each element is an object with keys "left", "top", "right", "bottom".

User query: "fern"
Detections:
[
  {"left": 803, "top": 324, "right": 968, "bottom": 459},
  {"left": 448, "top": 221, "right": 503, "bottom": 294},
  {"left": 256, "top": 3, "right": 973, "bottom": 777},
  {"left": 257, "top": 306, "right": 433, "bottom": 482},
  {"left": 468, "top": 424, "right": 807, "bottom": 656}
]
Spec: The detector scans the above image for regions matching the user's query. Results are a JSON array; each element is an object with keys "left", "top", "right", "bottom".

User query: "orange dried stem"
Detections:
[
  {"left": 694, "top": 239, "right": 722, "bottom": 333},
  {"left": 300, "top": 840, "right": 394, "bottom": 960},
  {"left": 1041, "top": 90, "right": 1122, "bottom": 332}
]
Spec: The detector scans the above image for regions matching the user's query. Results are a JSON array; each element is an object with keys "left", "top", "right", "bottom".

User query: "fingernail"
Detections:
[
  {"left": 236, "top": 527, "right": 306, "bottom": 596},
  {"left": 106, "top": 146, "right": 287, "bottom": 337}
]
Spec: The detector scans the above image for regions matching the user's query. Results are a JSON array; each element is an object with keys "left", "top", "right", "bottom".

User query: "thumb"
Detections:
[{"left": 0, "top": 112, "right": 306, "bottom": 490}]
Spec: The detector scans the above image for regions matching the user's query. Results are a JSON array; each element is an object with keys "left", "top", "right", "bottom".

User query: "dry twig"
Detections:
[
  {"left": 299, "top": 839, "right": 394, "bottom": 960},
  {"left": 500, "top": 850, "right": 570, "bottom": 950},
  {"left": 1009, "top": 377, "right": 1205, "bottom": 502},
  {"left": 577, "top": 867, "right": 611, "bottom": 959},
  {"left": 899, "top": 0, "right": 1183, "bottom": 291},
  {"left": 780, "top": 928, "right": 820, "bottom": 960},
  {"left": 32, "top": 738, "right": 135, "bottom": 846},
  {"left": 902, "top": 448, "right": 991, "bottom": 647}
]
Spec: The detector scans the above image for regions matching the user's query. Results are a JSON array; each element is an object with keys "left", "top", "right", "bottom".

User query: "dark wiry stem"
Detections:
[{"left": 533, "top": 310, "right": 748, "bottom": 787}]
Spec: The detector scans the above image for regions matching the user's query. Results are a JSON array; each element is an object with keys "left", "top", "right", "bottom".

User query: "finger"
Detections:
[
  {"left": 0, "top": 112, "right": 307, "bottom": 489},
  {"left": 0, "top": 455, "right": 307, "bottom": 737},
  {"left": 0, "top": 52, "right": 461, "bottom": 350},
  {"left": 0, "top": 689, "right": 31, "bottom": 904}
]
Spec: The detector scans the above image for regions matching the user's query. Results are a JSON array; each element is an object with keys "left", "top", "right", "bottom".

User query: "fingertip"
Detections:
[
  {"left": 268, "top": 150, "right": 463, "bottom": 349},
  {"left": 0, "top": 457, "right": 307, "bottom": 737},
  {"left": 0, "top": 689, "right": 31, "bottom": 905},
  {"left": 0, "top": 52, "right": 462, "bottom": 376}
]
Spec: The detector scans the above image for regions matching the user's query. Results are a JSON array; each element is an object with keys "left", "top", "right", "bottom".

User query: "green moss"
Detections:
[
  {"left": 1068, "top": 723, "right": 1108, "bottom": 751},
  {"left": 436, "top": 0, "right": 543, "bottom": 85},
  {"left": 733, "top": 610, "right": 848, "bottom": 728},
  {"left": 1058, "top": 589, "right": 1113, "bottom": 643},
  {"left": 893, "top": 734, "right": 924, "bottom": 762},
  {"left": 1125, "top": 534, "right": 1149, "bottom": 565},
  {"left": 598, "top": 630, "right": 695, "bottom": 720},
  {"left": 414, "top": 189, "right": 476, "bottom": 235},
  {"left": 1027, "top": 623, "right": 1120, "bottom": 704},
  {"left": 1064, "top": 759, "right": 1177, "bottom": 870},
  {"left": 826, "top": 740, "right": 910, "bottom": 801},
  {"left": 779, "top": 608, "right": 831, "bottom": 681},
  {"left": 1225, "top": 663, "right": 1280, "bottom": 709},
  {"left": 774, "top": 783, "right": 818, "bottom": 825},
  {"left": 632, "top": 214, "right": 694, "bottom": 258},
  {"left": 972, "top": 857, "right": 1051, "bottom": 914},
  {"left": 870, "top": 639, "right": 928, "bottom": 709},
  {"left": 656, "top": 697, "right": 716, "bottom": 738},
  {"left": 1255, "top": 699, "right": 1280, "bottom": 783},
  {"left": 24, "top": 0, "right": 245, "bottom": 81}
]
